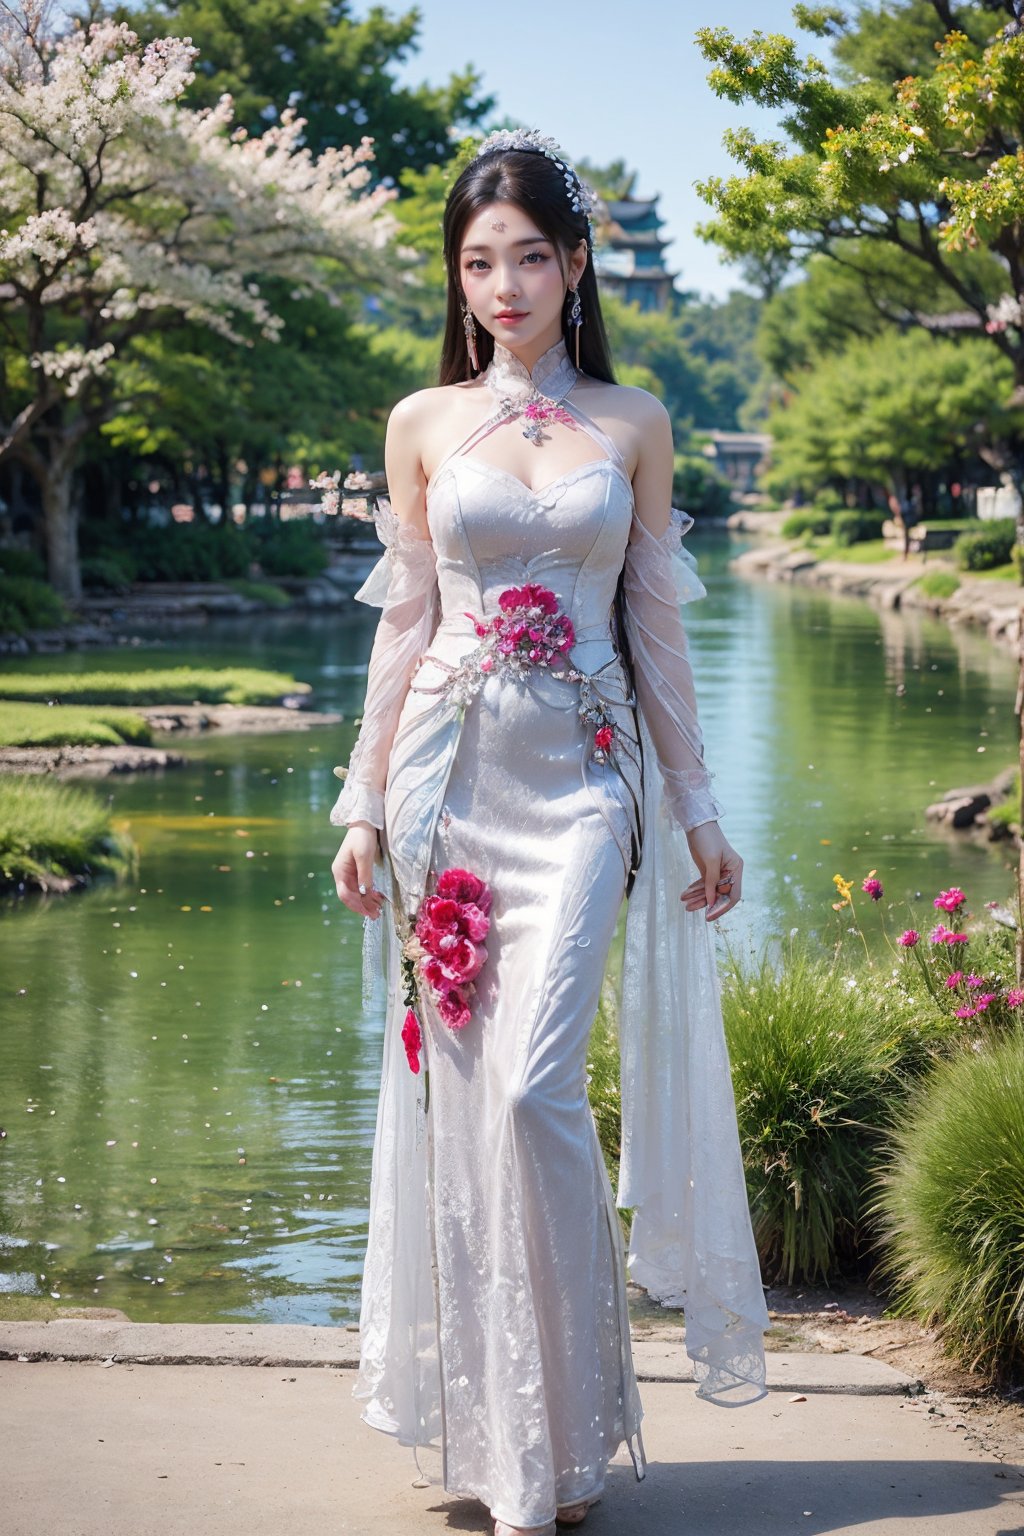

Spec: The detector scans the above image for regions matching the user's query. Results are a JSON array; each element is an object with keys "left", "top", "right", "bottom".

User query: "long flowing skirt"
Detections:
[{"left": 356, "top": 634, "right": 645, "bottom": 1528}]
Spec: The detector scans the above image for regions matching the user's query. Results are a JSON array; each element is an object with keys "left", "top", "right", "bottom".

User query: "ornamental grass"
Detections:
[
  {"left": 721, "top": 946, "right": 913, "bottom": 1285},
  {"left": 869, "top": 1027, "right": 1024, "bottom": 1386}
]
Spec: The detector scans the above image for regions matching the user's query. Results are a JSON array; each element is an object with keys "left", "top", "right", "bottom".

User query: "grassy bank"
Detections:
[
  {"left": 0, "top": 700, "right": 151, "bottom": 747},
  {"left": 0, "top": 666, "right": 310, "bottom": 707},
  {"left": 0, "top": 774, "right": 135, "bottom": 893}
]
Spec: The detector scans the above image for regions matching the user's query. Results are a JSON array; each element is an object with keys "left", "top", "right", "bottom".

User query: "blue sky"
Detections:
[{"left": 371, "top": 0, "right": 835, "bottom": 302}]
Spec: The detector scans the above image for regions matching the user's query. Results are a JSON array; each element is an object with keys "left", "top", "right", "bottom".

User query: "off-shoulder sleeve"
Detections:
[
  {"left": 621, "top": 505, "right": 723, "bottom": 832},
  {"left": 329, "top": 497, "right": 439, "bottom": 830}
]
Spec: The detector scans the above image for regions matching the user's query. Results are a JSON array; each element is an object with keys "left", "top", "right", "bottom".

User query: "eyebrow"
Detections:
[{"left": 461, "top": 235, "right": 553, "bottom": 253}]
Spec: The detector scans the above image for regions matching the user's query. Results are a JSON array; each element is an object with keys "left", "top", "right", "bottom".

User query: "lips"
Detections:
[{"left": 495, "top": 311, "right": 527, "bottom": 321}]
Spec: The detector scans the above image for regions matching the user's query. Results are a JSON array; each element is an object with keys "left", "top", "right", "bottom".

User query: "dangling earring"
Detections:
[
  {"left": 461, "top": 298, "right": 479, "bottom": 374},
  {"left": 568, "top": 285, "right": 583, "bottom": 369}
]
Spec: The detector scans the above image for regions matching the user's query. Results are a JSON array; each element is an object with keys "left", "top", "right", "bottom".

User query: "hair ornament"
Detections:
[{"left": 468, "top": 127, "right": 600, "bottom": 243}]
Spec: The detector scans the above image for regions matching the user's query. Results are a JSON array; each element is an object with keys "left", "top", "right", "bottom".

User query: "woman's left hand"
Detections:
[{"left": 681, "top": 822, "right": 743, "bottom": 922}]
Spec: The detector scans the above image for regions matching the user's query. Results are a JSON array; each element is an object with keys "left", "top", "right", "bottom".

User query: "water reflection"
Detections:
[{"left": 0, "top": 531, "right": 1016, "bottom": 1322}]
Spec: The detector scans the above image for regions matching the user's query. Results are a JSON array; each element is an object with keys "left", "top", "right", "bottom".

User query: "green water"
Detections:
[{"left": 0, "top": 532, "right": 1017, "bottom": 1323}]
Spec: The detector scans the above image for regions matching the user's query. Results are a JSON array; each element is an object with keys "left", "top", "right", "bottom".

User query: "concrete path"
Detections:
[{"left": 1, "top": 1323, "right": 1022, "bottom": 1536}]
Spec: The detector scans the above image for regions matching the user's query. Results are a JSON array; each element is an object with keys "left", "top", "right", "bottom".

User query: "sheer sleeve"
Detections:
[
  {"left": 622, "top": 506, "right": 723, "bottom": 833},
  {"left": 329, "top": 497, "right": 439, "bottom": 830}
]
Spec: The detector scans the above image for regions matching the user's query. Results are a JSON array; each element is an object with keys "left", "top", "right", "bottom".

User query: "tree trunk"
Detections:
[{"left": 41, "top": 464, "right": 81, "bottom": 602}]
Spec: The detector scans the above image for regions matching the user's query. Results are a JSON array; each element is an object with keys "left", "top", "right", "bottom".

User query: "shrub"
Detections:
[
  {"left": 671, "top": 454, "right": 734, "bottom": 518},
  {"left": 781, "top": 507, "right": 832, "bottom": 540},
  {"left": 248, "top": 519, "right": 328, "bottom": 577},
  {"left": 722, "top": 947, "right": 911, "bottom": 1284},
  {"left": 870, "top": 1028, "right": 1024, "bottom": 1384},
  {"left": 0, "top": 773, "right": 135, "bottom": 892},
  {"left": 129, "top": 523, "right": 251, "bottom": 582},
  {"left": 831, "top": 508, "right": 888, "bottom": 547},
  {"left": 813, "top": 488, "right": 845, "bottom": 513},
  {"left": 954, "top": 517, "right": 1016, "bottom": 572},
  {"left": 81, "top": 552, "right": 137, "bottom": 591},
  {"left": 0, "top": 546, "right": 46, "bottom": 580},
  {"left": 228, "top": 578, "right": 293, "bottom": 608},
  {"left": 0, "top": 575, "right": 70, "bottom": 635},
  {"left": 987, "top": 775, "right": 1019, "bottom": 835},
  {"left": 914, "top": 570, "right": 961, "bottom": 599}
]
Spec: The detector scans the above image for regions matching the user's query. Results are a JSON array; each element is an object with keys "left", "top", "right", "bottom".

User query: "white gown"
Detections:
[{"left": 331, "top": 340, "right": 771, "bottom": 1529}]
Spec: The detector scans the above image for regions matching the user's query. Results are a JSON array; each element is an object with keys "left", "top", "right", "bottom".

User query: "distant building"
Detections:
[
  {"left": 702, "top": 431, "right": 772, "bottom": 495},
  {"left": 594, "top": 195, "right": 676, "bottom": 312}
]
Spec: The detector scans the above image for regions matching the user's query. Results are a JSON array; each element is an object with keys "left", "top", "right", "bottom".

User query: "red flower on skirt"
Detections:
[{"left": 413, "top": 865, "right": 493, "bottom": 1033}]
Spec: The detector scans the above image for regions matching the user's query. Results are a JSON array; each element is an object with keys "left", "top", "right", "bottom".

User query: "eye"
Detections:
[
  {"left": 464, "top": 257, "right": 488, "bottom": 271},
  {"left": 522, "top": 251, "right": 548, "bottom": 264}
]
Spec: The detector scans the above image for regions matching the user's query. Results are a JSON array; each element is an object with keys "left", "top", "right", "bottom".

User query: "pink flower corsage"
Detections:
[
  {"left": 415, "top": 866, "right": 492, "bottom": 1029},
  {"left": 467, "top": 583, "right": 576, "bottom": 674},
  {"left": 421, "top": 582, "right": 620, "bottom": 766},
  {"left": 402, "top": 867, "right": 492, "bottom": 1054},
  {"left": 521, "top": 399, "right": 577, "bottom": 443}
]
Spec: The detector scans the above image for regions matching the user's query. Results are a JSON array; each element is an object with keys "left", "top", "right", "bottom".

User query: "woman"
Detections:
[{"left": 330, "top": 129, "right": 770, "bottom": 1536}]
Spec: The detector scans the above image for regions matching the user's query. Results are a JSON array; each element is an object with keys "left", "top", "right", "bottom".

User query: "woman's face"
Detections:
[{"left": 459, "top": 199, "right": 586, "bottom": 364}]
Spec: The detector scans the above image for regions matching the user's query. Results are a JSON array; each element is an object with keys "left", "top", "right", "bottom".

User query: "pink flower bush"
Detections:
[
  {"left": 845, "top": 874, "right": 1020, "bottom": 1034},
  {"left": 929, "top": 924, "right": 968, "bottom": 945},
  {"left": 414, "top": 865, "right": 493, "bottom": 1033}
]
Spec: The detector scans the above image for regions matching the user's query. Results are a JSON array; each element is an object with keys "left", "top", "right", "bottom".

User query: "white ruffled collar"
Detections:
[{"left": 484, "top": 337, "right": 578, "bottom": 403}]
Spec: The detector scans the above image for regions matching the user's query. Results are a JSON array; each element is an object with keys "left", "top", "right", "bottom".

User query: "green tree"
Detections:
[
  {"left": 0, "top": 5, "right": 391, "bottom": 597},
  {"left": 694, "top": 2, "right": 1024, "bottom": 486},
  {"left": 762, "top": 328, "right": 1016, "bottom": 523}
]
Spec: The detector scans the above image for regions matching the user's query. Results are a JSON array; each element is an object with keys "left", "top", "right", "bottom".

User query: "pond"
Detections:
[{"left": 0, "top": 531, "right": 1017, "bottom": 1324}]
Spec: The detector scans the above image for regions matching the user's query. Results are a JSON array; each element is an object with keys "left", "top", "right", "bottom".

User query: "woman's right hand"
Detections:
[{"left": 332, "top": 822, "right": 386, "bottom": 920}]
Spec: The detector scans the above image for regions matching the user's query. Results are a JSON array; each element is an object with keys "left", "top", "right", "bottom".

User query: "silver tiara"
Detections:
[{"left": 470, "top": 128, "right": 599, "bottom": 242}]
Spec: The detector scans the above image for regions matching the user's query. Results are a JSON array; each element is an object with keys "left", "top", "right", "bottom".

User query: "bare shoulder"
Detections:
[
  {"left": 585, "top": 379, "right": 670, "bottom": 427},
  {"left": 573, "top": 377, "right": 672, "bottom": 475},
  {"left": 387, "top": 384, "right": 458, "bottom": 436},
  {"left": 390, "top": 380, "right": 481, "bottom": 418},
  {"left": 387, "top": 381, "right": 485, "bottom": 467},
  {"left": 384, "top": 382, "right": 487, "bottom": 536}
]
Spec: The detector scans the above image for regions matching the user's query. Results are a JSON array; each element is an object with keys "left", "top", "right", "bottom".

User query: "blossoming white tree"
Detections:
[{"left": 0, "top": 1, "right": 394, "bottom": 597}]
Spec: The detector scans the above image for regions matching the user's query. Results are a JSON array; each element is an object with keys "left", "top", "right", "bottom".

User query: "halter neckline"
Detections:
[{"left": 484, "top": 337, "right": 578, "bottom": 402}]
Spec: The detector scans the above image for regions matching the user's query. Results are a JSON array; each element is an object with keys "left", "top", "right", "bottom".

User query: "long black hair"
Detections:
[{"left": 439, "top": 147, "right": 615, "bottom": 387}]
